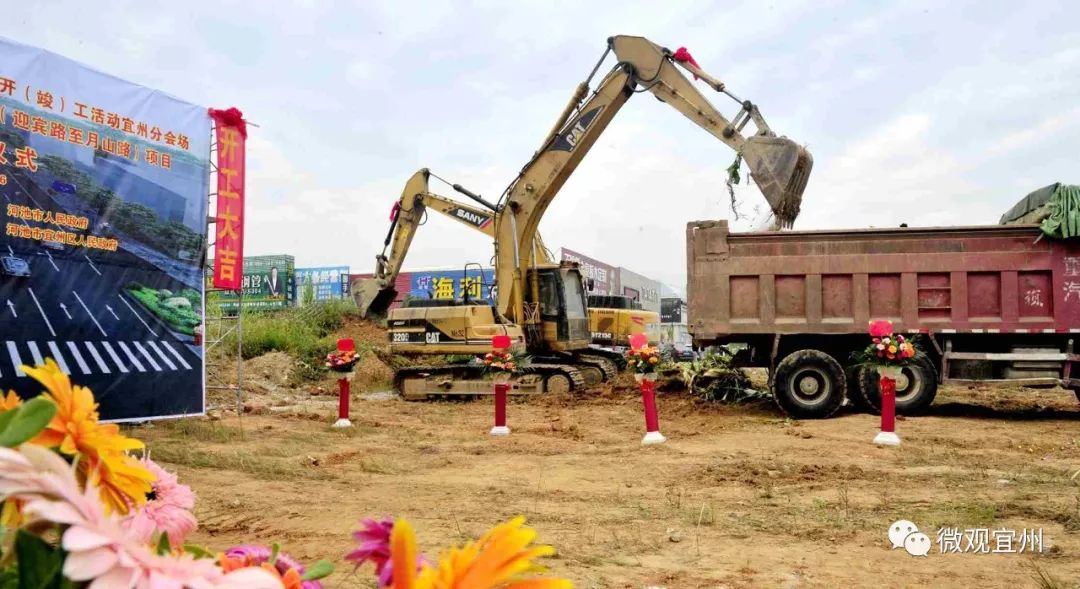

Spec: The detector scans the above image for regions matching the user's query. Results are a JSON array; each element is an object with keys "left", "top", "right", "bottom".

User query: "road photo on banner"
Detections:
[{"left": 0, "top": 37, "right": 210, "bottom": 421}]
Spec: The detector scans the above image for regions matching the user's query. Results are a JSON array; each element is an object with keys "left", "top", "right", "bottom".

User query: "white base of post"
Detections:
[
  {"left": 332, "top": 418, "right": 353, "bottom": 428},
  {"left": 873, "top": 431, "right": 901, "bottom": 446},
  {"left": 489, "top": 426, "right": 511, "bottom": 436},
  {"left": 641, "top": 431, "right": 667, "bottom": 445}
]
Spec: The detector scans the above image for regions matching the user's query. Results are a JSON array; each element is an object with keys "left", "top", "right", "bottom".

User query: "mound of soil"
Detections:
[
  {"left": 338, "top": 318, "right": 389, "bottom": 350},
  {"left": 241, "top": 352, "right": 295, "bottom": 395},
  {"left": 353, "top": 352, "right": 394, "bottom": 391}
]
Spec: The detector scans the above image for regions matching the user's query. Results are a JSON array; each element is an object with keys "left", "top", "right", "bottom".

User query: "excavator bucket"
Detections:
[
  {"left": 741, "top": 136, "right": 813, "bottom": 229},
  {"left": 352, "top": 277, "right": 397, "bottom": 319}
]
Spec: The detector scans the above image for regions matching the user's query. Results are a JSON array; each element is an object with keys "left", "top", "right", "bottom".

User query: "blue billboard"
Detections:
[
  {"left": 408, "top": 267, "right": 495, "bottom": 303},
  {"left": 0, "top": 37, "right": 211, "bottom": 422},
  {"left": 295, "top": 265, "right": 349, "bottom": 305}
]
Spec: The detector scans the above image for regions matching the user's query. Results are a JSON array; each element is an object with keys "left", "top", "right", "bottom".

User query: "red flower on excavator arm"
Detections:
[{"left": 672, "top": 47, "right": 701, "bottom": 80}]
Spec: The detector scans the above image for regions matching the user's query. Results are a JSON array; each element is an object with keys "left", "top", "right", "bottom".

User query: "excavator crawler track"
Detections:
[
  {"left": 394, "top": 363, "right": 586, "bottom": 400},
  {"left": 577, "top": 354, "right": 619, "bottom": 381}
]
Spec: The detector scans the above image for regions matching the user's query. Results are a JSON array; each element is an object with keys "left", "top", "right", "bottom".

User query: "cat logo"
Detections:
[
  {"left": 550, "top": 106, "right": 605, "bottom": 152},
  {"left": 451, "top": 207, "right": 493, "bottom": 229}
]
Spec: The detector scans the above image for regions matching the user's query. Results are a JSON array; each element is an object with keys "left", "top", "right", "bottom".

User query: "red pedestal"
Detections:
[
  {"left": 491, "top": 380, "right": 510, "bottom": 436},
  {"left": 880, "top": 376, "right": 896, "bottom": 433},
  {"left": 333, "top": 376, "right": 352, "bottom": 428},
  {"left": 642, "top": 379, "right": 660, "bottom": 432},
  {"left": 494, "top": 383, "right": 508, "bottom": 427},
  {"left": 639, "top": 377, "right": 666, "bottom": 444},
  {"left": 873, "top": 374, "right": 900, "bottom": 445}
]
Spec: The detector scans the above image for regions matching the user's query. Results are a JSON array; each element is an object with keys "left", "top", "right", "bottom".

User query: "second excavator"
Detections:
[{"left": 354, "top": 35, "right": 813, "bottom": 398}]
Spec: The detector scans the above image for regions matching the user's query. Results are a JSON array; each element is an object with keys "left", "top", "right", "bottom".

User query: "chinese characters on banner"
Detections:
[
  {"left": 0, "top": 36, "right": 211, "bottom": 421},
  {"left": 209, "top": 107, "right": 246, "bottom": 289}
]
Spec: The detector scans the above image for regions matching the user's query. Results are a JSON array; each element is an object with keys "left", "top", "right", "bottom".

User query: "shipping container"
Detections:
[{"left": 686, "top": 220, "right": 1080, "bottom": 418}]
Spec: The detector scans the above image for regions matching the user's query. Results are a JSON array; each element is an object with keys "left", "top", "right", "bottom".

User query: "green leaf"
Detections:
[
  {"left": 269, "top": 542, "right": 280, "bottom": 566},
  {"left": 300, "top": 560, "right": 334, "bottom": 581},
  {"left": 183, "top": 544, "right": 215, "bottom": 560},
  {"left": 0, "top": 408, "right": 17, "bottom": 434},
  {"left": 0, "top": 398, "right": 56, "bottom": 448},
  {"left": 15, "top": 530, "right": 65, "bottom": 589},
  {"left": 156, "top": 532, "right": 171, "bottom": 555},
  {"left": 0, "top": 567, "right": 19, "bottom": 589}
]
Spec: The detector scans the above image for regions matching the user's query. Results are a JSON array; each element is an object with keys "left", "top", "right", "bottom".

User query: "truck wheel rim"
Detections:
[
  {"left": 790, "top": 368, "right": 830, "bottom": 406},
  {"left": 895, "top": 368, "right": 920, "bottom": 402}
]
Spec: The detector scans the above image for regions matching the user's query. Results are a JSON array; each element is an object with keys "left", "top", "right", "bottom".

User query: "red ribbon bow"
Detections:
[
  {"left": 207, "top": 107, "right": 248, "bottom": 138},
  {"left": 672, "top": 47, "right": 701, "bottom": 80}
]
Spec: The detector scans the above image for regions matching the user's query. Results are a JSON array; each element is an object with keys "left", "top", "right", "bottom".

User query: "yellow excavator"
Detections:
[
  {"left": 359, "top": 173, "right": 661, "bottom": 351},
  {"left": 353, "top": 35, "right": 812, "bottom": 398}
]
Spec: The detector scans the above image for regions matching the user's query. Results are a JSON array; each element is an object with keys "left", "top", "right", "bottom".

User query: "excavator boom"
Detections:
[{"left": 492, "top": 35, "right": 813, "bottom": 327}]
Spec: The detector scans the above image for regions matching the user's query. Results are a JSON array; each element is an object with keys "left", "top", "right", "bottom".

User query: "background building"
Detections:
[
  {"left": 617, "top": 266, "right": 661, "bottom": 313},
  {"left": 660, "top": 295, "right": 691, "bottom": 349},
  {"left": 560, "top": 247, "right": 619, "bottom": 295}
]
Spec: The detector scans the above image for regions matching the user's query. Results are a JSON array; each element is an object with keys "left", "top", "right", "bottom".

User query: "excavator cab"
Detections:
[
  {"left": 742, "top": 135, "right": 813, "bottom": 229},
  {"left": 531, "top": 267, "right": 591, "bottom": 350}
]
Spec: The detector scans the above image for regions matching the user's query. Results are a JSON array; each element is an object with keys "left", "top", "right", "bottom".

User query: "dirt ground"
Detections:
[{"left": 136, "top": 376, "right": 1080, "bottom": 588}]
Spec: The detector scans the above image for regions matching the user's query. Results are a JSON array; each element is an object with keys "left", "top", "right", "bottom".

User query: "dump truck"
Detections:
[{"left": 686, "top": 220, "right": 1080, "bottom": 418}]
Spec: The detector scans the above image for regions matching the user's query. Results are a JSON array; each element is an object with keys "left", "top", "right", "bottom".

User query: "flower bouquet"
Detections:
[
  {"left": 481, "top": 346, "right": 530, "bottom": 384},
  {"left": 325, "top": 349, "right": 359, "bottom": 373},
  {"left": 626, "top": 345, "right": 662, "bottom": 382},
  {"left": 852, "top": 320, "right": 920, "bottom": 379}
]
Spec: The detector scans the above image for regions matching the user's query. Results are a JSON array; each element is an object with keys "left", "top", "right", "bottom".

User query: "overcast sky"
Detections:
[{"left": 5, "top": 1, "right": 1078, "bottom": 291}]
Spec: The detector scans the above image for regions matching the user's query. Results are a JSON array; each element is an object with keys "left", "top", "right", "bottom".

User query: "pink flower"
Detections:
[
  {"left": 124, "top": 458, "right": 197, "bottom": 547},
  {"left": 0, "top": 445, "right": 281, "bottom": 589},
  {"left": 869, "top": 319, "right": 893, "bottom": 337},
  {"left": 225, "top": 545, "right": 320, "bottom": 589},
  {"left": 344, "top": 517, "right": 427, "bottom": 587}
]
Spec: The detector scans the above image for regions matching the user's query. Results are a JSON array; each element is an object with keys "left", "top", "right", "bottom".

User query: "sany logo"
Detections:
[
  {"left": 451, "top": 207, "right": 492, "bottom": 229},
  {"left": 631, "top": 316, "right": 645, "bottom": 326}
]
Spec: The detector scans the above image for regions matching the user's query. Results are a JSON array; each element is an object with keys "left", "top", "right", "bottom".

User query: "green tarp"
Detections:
[
  {"left": 1037, "top": 184, "right": 1080, "bottom": 239},
  {"left": 1000, "top": 182, "right": 1080, "bottom": 239}
]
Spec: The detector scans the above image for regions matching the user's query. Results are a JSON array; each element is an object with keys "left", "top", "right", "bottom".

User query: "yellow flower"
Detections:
[
  {"left": 389, "top": 516, "right": 570, "bottom": 589},
  {"left": 0, "top": 390, "right": 22, "bottom": 411},
  {"left": 887, "top": 345, "right": 897, "bottom": 354},
  {"left": 1, "top": 391, "right": 25, "bottom": 526},
  {"left": 22, "top": 359, "right": 154, "bottom": 514}
]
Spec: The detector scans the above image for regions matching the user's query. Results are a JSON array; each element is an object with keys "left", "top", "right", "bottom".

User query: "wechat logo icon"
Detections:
[{"left": 889, "top": 520, "right": 930, "bottom": 557}]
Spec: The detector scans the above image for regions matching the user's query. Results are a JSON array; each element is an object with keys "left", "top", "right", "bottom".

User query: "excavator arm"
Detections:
[
  {"left": 353, "top": 169, "right": 504, "bottom": 317},
  {"left": 353, "top": 167, "right": 562, "bottom": 317},
  {"left": 494, "top": 35, "right": 812, "bottom": 327}
]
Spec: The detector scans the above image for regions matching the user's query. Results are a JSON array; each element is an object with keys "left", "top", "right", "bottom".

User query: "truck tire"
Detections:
[
  {"left": 845, "top": 366, "right": 872, "bottom": 413},
  {"left": 859, "top": 355, "right": 938, "bottom": 415},
  {"left": 772, "top": 350, "right": 846, "bottom": 419}
]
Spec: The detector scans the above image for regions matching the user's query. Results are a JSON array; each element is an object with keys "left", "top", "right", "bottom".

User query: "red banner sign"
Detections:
[{"left": 208, "top": 107, "right": 247, "bottom": 290}]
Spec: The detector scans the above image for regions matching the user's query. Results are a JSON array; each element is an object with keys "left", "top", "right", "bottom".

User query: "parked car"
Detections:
[
  {"left": 37, "top": 239, "right": 64, "bottom": 252},
  {"left": 1, "top": 255, "right": 31, "bottom": 278}
]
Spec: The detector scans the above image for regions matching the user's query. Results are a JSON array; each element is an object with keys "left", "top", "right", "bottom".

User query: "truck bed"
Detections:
[{"left": 686, "top": 221, "right": 1080, "bottom": 341}]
